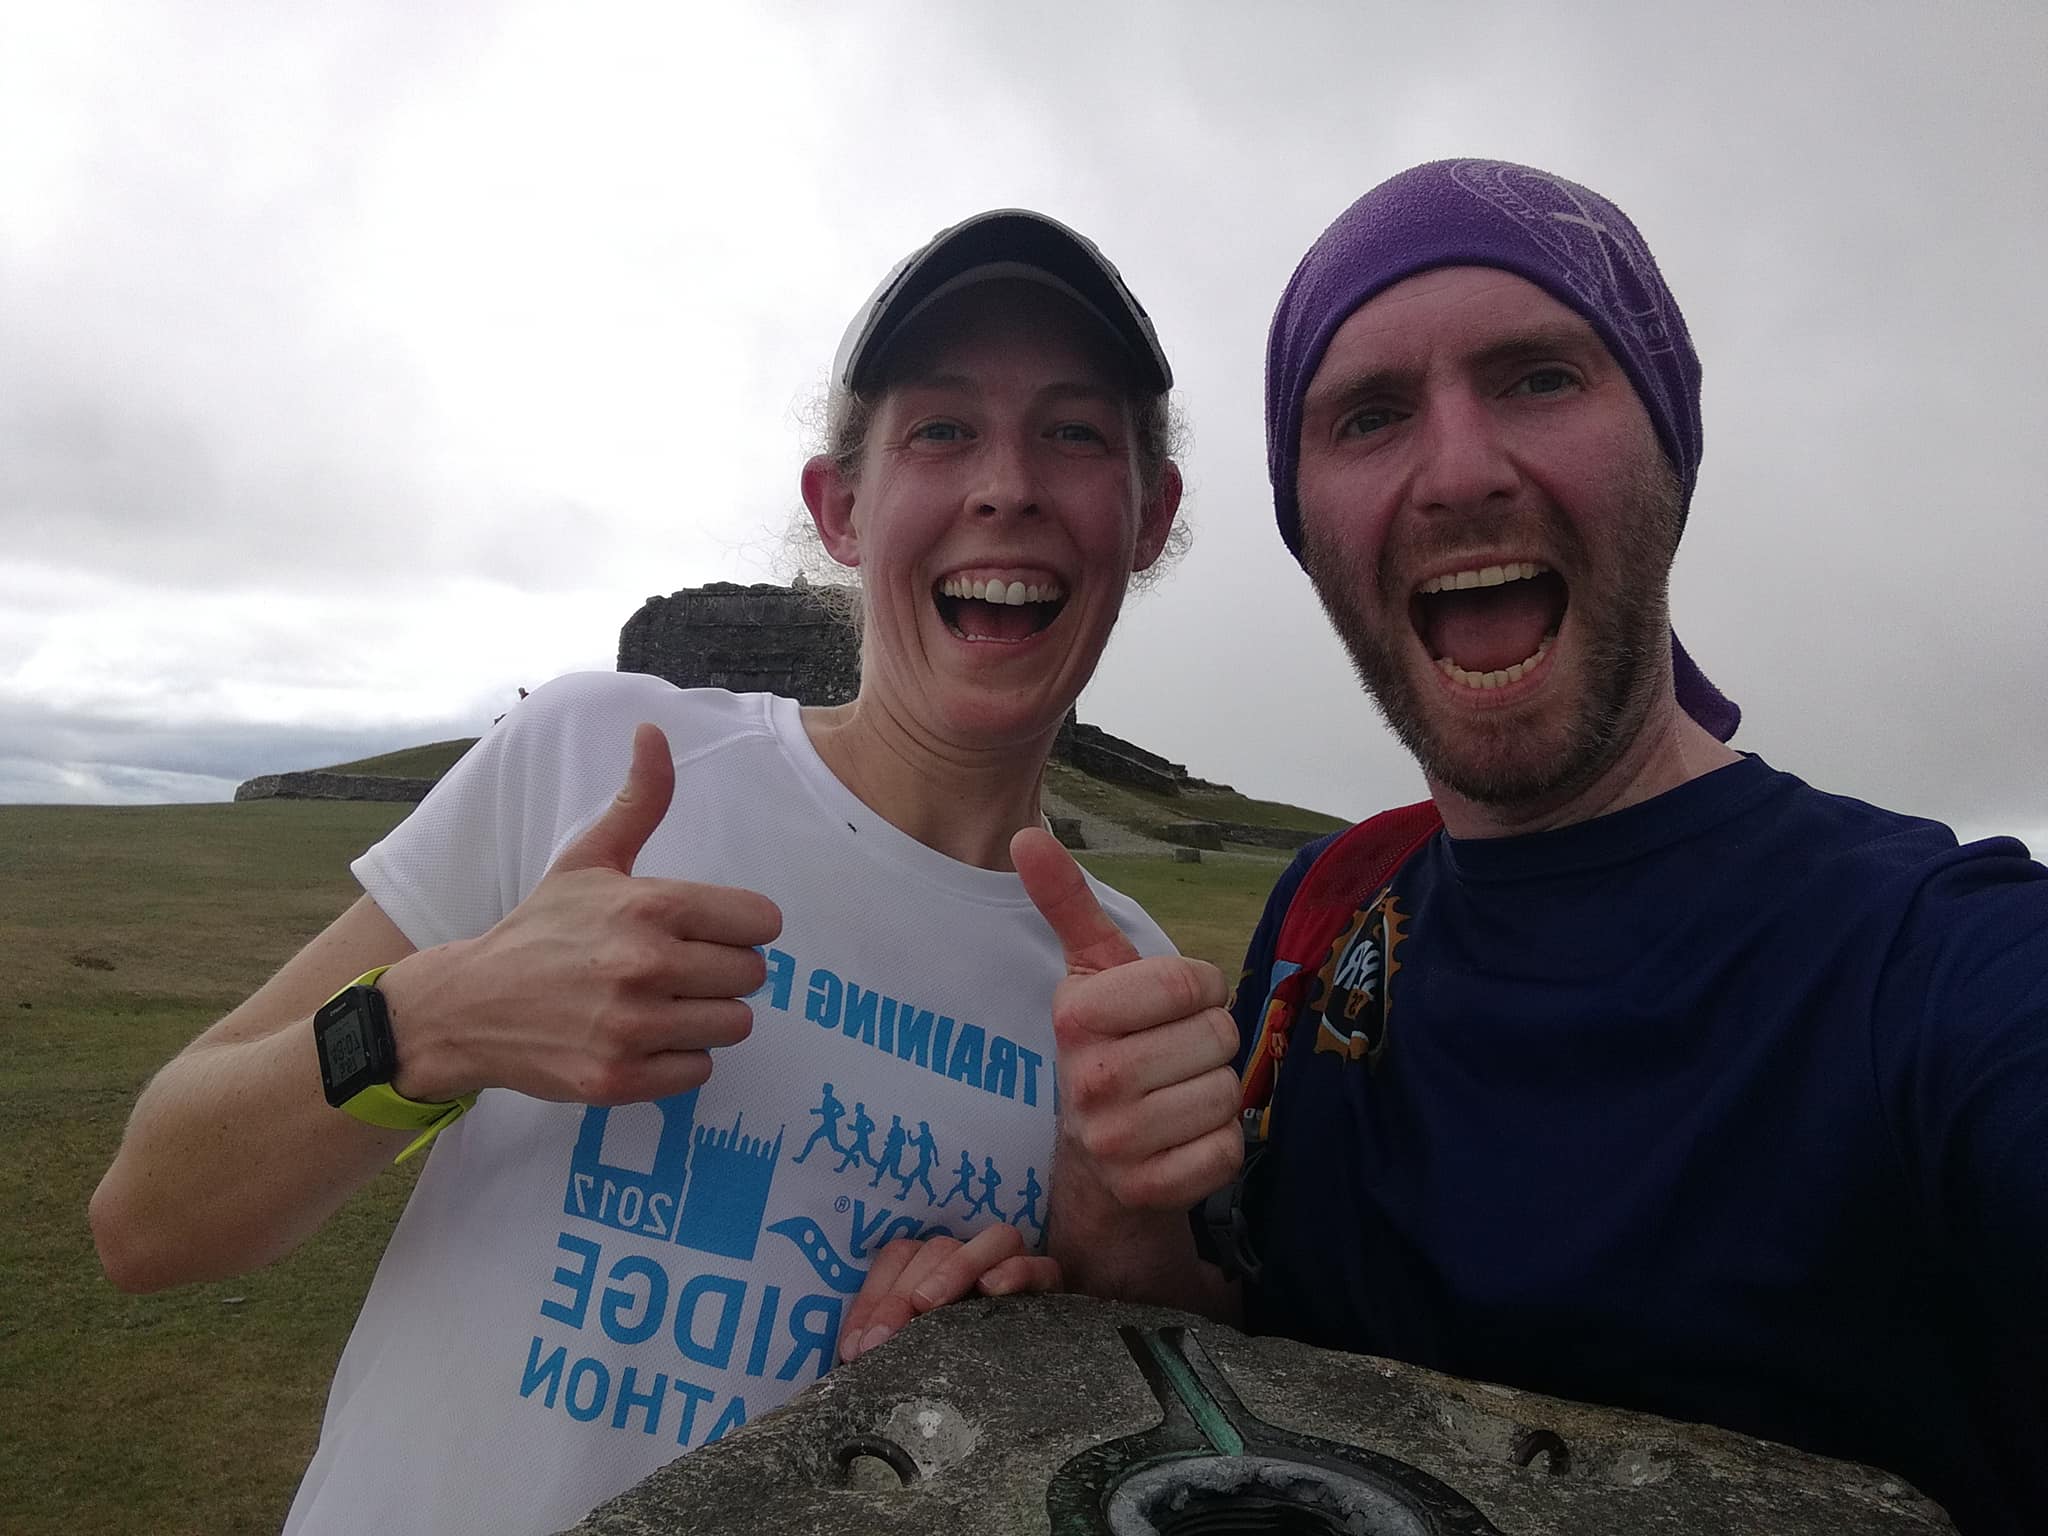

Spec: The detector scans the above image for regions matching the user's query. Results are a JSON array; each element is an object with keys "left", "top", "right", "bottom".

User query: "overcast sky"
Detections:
[{"left": 4, "top": 1, "right": 2044, "bottom": 848}]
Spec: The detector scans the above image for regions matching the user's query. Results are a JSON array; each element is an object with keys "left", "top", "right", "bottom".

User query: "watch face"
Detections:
[
  {"left": 325, "top": 1016, "right": 370, "bottom": 1085},
  {"left": 316, "top": 987, "right": 393, "bottom": 1106}
]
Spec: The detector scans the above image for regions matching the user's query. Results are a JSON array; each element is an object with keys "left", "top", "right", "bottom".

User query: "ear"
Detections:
[
  {"left": 801, "top": 454, "right": 861, "bottom": 567},
  {"left": 1130, "top": 459, "right": 1184, "bottom": 572}
]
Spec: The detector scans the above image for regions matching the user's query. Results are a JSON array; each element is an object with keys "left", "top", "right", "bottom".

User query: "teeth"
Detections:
[
  {"left": 938, "top": 575, "right": 1065, "bottom": 604},
  {"left": 1420, "top": 561, "right": 1546, "bottom": 595},
  {"left": 1434, "top": 632, "right": 1557, "bottom": 691}
]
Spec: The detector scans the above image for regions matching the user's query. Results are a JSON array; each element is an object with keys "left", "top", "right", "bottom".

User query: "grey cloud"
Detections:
[
  {"left": 0, "top": 696, "right": 487, "bottom": 800},
  {"left": 0, "top": 757, "right": 241, "bottom": 807},
  {"left": 2, "top": 1, "right": 2044, "bottom": 850},
  {"left": 0, "top": 340, "right": 618, "bottom": 595}
]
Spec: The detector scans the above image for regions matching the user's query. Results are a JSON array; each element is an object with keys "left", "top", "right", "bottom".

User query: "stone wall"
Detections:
[
  {"left": 1202, "top": 820, "right": 1327, "bottom": 851},
  {"left": 233, "top": 771, "right": 437, "bottom": 803},
  {"left": 618, "top": 582, "right": 861, "bottom": 706},
  {"left": 1054, "top": 722, "right": 1231, "bottom": 797}
]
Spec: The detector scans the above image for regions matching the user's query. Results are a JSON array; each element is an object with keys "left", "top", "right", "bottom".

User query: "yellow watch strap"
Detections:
[{"left": 325, "top": 966, "right": 477, "bottom": 1163}]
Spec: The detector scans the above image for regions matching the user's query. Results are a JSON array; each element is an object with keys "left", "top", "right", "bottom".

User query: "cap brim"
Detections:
[{"left": 834, "top": 209, "right": 1171, "bottom": 395}]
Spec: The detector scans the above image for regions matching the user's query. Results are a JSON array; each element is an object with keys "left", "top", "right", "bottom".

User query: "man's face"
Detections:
[{"left": 1294, "top": 267, "right": 1683, "bottom": 811}]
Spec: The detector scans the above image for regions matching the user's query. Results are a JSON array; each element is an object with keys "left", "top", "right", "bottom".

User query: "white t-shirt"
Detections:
[{"left": 283, "top": 672, "right": 1174, "bottom": 1535}]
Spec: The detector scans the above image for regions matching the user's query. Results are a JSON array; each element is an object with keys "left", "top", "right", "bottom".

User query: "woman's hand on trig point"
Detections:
[{"left": 838, "top": 1226, "right": 1062, "bottom": 1363}]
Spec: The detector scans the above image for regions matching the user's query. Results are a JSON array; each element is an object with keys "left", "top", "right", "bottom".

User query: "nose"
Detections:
[
  {"left": 967, "top": 431, "right": 1041, "bottom": 520},
  {"left": 1409, "top": 389, "right": 1518, "bottom": 515}
]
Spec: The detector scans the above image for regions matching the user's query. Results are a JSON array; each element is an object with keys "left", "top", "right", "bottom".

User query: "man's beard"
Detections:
[{"left": 1302, "top": 453, "right": 1684, "bottom": 813}]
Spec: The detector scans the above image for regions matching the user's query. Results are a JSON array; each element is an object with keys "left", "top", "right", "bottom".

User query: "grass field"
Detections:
[
  {"left": 2, "top": 801, "right": 415, "bottom": 1535},
  {"left": 1, "top": 798, "right": 1290, "bottom": 1534}
]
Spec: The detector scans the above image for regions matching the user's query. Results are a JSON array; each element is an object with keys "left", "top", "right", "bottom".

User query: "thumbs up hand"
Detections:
[
  {"left": 379, "top": 723, "right": 783, "bottom": 1107},
  {"left": 1012, "top": 827, "right": 1243, "bottom": 1221}
]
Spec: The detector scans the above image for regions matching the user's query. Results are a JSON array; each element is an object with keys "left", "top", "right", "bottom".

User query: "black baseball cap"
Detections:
[{"left": 832, "top": 208, "right": 1172, "bottom": 395}]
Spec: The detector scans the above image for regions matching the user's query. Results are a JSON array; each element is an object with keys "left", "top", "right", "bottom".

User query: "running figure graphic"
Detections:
[
  {"left": 792, "top": 1082, "right": 846, "bottom": 1165},
  {"left": 834, "top": 1102, "right": 878, "bottom": 1174},
  {"left": 966, "top": 1156, "right": 1006, "bottom": 1220},
  {"left": 1013, "top": 1166, "right": 1045, "bottom": 1237},
  {"left": 869, "top": 1114, "right": 909, "bottom": 1190},
  {"left": 936, "top": 1148, "right": 976, "bottom": 1209},
  {"left": 899, "top": 1120, "right": 941, "bottom": 1204}
]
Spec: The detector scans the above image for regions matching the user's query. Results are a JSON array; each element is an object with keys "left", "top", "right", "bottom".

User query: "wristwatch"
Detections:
[{"left": 314, "top": 965, "right": 475, "bottom": 1162}]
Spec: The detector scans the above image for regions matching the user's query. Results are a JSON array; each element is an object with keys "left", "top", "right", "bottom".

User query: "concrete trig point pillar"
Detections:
[{"left": 558, "top": 1294, "right": 1954, "bottom": 1535}]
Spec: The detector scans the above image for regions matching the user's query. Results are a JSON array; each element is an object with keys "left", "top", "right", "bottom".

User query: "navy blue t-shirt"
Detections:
[{"left": 1231, "top": 756, "right": 2047, "bottom": 1535}]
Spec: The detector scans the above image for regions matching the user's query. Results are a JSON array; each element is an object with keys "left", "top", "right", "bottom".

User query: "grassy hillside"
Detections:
[
  {"left": 313, "top": 737, "right": 478, "bottom": 779},
  {"left": 2, "top": 799, "right": 1284, "bottom": 1535},
  {"left": 1043, "top": 760, "right": 1345, "bottom": 840},
  {"left": 304, "top": 736, "right": 1343, "bottom": 846}
]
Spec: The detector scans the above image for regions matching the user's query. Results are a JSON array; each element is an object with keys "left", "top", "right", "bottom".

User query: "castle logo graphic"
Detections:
[{"left": 565, "top": 1091, "right": 786, "bottom": 1261}]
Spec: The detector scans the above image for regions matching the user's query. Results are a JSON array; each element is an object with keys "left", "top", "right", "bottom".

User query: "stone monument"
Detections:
[
  {"left": 558, "top": 1294, "right": 1952, "bottom": 1535},
  {"left": 614, "top": 583, "right": 1239, "bottom": 801},
  {"left": 618, "top": 581, "right": 861, "bottom": 707}
]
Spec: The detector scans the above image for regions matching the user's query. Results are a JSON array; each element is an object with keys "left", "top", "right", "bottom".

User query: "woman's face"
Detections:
[{"left": 804, "top": 280, "right": 1178, "bottom": 749}]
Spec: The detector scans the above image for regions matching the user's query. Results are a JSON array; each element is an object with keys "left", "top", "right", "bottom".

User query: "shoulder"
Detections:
[
  {"left": 1738, "top": 768, "right": 2046, "bottom": 917},
  {"left": 399, "top": 674, "right": 784, "bottom": 856},
  {"left": 1729, "top": 766, "right": 2047, "bottom": 1067},
  {"left": 1760, "top": 770, "right": 1960, "bottom": 851},
  {"left": 505, "top": 672, "right": 767, "bottom": 744},
  {"left": 1081, "top": 872, "right": 1180, "bottom": 959},
  {"left": 1228, "top": 830, "right": 1349, "bottom": 1003},
  {"left": 1240, "top": 829, "right": 1350, "bottom": 917},
  {"left": 1879, "top": 828, "right": 2047, "bottom": 981},
  {"left": 488, "top": 675, "right": 783, "bottom": 782}
]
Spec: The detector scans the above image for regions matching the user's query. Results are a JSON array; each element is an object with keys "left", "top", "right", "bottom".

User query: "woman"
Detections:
[{"left": 90, "top": 210, "right": 1189, "bottom": 1534}]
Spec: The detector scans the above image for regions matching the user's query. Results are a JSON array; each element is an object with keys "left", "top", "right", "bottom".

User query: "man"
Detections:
[{"left": 1032, "top": 161, "right": 2046, "bottom": 1535}]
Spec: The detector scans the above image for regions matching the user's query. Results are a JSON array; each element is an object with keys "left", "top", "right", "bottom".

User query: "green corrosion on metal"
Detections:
[
  {"left": 1139, "top": 1328, "right": 1243, "bottom": 1456},
  {"left": 1044, "top": 1324, "right": 1505, "bottom": 1536}
]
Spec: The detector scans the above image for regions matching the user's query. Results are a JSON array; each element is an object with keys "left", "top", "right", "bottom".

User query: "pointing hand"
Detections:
[{"left": 381, "top": 723, "right": 783, "bottom": 1106}]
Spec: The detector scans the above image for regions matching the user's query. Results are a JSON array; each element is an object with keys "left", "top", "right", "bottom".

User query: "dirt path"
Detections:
[
  {"left": 1038, "top": 787, "right": 1289, "bottom": 864},
  {"left": 1039, "top": 785, "right": 1175, "bottom": 855}
]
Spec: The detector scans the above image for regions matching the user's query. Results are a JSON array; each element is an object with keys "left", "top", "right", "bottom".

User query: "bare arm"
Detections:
[
  {"left": 89, "top": 895, "right": 424, "bottom": 1292},
  {"left": 89, "top": 723, "right": 781, "bottom": 1293}
]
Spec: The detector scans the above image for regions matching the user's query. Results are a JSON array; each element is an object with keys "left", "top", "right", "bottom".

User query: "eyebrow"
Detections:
[
  {"left": 1468, "top": 323, "right": 1606, "bottom": 371},
  {"left": 1304, "top": 322, "right": 1607, "bottom": 417}
]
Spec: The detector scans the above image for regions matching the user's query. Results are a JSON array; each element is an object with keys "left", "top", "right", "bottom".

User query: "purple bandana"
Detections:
[{"left": 1265, "top": 159, "right": 1738, "bottom": 742}]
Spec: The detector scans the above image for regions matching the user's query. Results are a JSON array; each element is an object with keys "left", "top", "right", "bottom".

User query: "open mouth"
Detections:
[
  {"left": 934, "top": 573, "right": 1068, "bottom": 643},
  {"left": 1411, "top": 561, "right": 1568, "bottom": 690}
]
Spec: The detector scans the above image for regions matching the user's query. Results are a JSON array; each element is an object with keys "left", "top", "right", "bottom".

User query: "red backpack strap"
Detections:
[
  {"left": 1236, "top": 798, "right": 1441, "bottom": 1127},
  {"left": 1194, "top": 797, "right": 1442, "bottom": 1280}
]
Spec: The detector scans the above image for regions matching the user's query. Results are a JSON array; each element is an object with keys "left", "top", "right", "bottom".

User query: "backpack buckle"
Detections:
[{"left": 1191, "top": 1115, "right": 1268, "bottom": 1283}]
